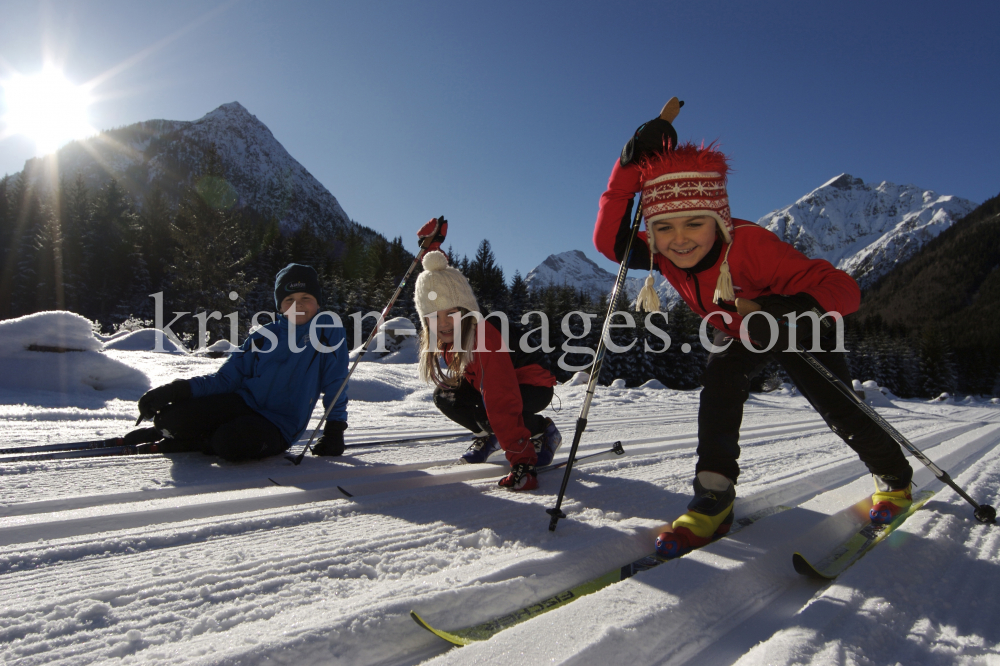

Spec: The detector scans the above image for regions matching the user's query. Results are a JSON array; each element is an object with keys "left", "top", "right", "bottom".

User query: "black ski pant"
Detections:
[
  {"left": 152, "top": 393, "right": 289, "bottom": 462},
  {"left": 433, "top": 380, "right": 553, "bottom": 439},
  {"left": 696, "top": 330, "right": 913, "bottom": 487}
]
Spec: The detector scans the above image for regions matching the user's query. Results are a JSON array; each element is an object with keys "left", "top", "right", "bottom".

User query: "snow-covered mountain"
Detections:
[
  {"left": 531, "top": 175, "right": 977, "bottom": 301},
  {"left": 15, "top": 102, "right": 357, "bottom": 239},
  {"left": 758, "top": 174, "right": 977, "bottom": 288},
  {"left": 525, "top": 249, "right": 681, "bottom": 309}
]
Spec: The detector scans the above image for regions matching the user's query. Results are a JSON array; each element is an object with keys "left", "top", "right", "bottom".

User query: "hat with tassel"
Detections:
[{"left": 635, "top": 142, "right": 733, "bottom": 312}]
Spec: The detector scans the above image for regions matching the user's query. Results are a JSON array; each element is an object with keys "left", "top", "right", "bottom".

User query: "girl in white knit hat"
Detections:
[
  {"left": 414, "top": 250, "right": 560, "bottom": 491},
  {"left": 593, "top": 99, "right": 914, "bottom": 558}
]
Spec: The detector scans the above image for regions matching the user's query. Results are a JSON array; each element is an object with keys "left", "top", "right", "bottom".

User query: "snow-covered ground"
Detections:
[{"left": 2, "top": 318, "right": 999, "bottom": 665}]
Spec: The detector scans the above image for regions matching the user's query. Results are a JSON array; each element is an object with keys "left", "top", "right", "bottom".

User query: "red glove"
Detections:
[{"left": 417, "top": 216, "right": 448, "bottom": 253}]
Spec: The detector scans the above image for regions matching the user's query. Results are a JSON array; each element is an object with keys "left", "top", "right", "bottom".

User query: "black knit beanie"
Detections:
[{"left": 274, "top": 263, "right": 323, "bottom": 311}]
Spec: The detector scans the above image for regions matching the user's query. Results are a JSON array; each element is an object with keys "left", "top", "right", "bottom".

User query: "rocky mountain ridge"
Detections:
[{"left": 15, "top": 102, "right": 359, "bottom": 240}]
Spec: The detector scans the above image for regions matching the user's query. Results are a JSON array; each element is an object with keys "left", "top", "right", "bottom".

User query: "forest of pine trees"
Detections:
[{"left": 0, "top": 156, "right": 994, "bottom": 397}]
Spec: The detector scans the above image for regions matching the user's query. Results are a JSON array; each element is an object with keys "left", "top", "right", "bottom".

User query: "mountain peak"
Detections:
[
  {"left": 526, "top": 250, "right": 680, "bottom": 308},
  {"left": 197, "top": 101, "right": 257, "bottom": 124},
  {"left": 761, "top": 175, "right": 977, "bottom": 288},
  {"left": 15, "top": 102, "right": 357, "bottom": 240},
  {"left": 820, "top": 173, "right": 865, "bottom": 190},
  {"left": 539, "top": 249, "right": 600, "bottom": 272}
]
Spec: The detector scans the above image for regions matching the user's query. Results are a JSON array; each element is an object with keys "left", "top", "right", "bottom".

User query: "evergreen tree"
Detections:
[
  {"left": 167, "top": 153, "right": 260, "bottom": 344},
  {"left": 80, "top": 178, "right": 141, "bottom": 324},
  {"left": 914, "top": 326, "right": 958, "bottom": 398},
  {"left": 60, "top": 174, "right": 91, "bottom": 312},
  {"left": 9, "top": 178, "right": 45, "bottom": 317},
  {"left": 508, "top": 271, "right": 529, "bottom": 324},
  {"left": 0, "top": 175, "right": 12, "bottom": 317},
  {"left": 138, "top": 187, "right": 176, "bottom": 294},
  {"left": 467, "top": 239, "right": 507, "bottom": 313}
]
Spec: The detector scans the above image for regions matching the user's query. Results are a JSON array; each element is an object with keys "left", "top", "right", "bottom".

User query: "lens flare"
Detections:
[{"left": 1, "top": 66, "right": 95, "bottom": 155}]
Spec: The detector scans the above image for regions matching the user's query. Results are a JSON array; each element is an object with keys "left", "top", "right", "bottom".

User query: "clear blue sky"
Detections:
[{"left": 2, "top": 1, "right": 997, "bottom": 279}]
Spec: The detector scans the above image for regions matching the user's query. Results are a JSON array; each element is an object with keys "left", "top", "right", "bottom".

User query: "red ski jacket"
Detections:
[
  {"left": 593, "top": 159, "right": 860, "bottom": 341},
  {"left": 444, "top": 321, "right": 556, "bottom": 464}
]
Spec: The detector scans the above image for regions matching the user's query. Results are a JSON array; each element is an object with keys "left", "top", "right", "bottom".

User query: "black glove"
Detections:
[
  {"left": 136, "top": 379, "right": 192, "bottom": 424},
  {"left": 620, "top": 116, "right": 679, "bottom": 167},
  {"left": 313, "top": 420, "right": 347, "bottom": 456},
  {"left": 417, "top": 217, "right": 448, "bottom": 253},
  {"left": 743, "top": 293, "right": 832, "bottom": 351}
]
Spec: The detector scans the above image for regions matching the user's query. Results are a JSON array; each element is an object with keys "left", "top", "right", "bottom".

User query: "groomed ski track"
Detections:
[{"left": 2, "top": 356, "right": 999, "bottom": 665}]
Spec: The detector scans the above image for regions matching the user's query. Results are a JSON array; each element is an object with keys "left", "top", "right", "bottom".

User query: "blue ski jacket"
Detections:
[{"left": 188, "top": 316, "right": 349, "bottom": 445}]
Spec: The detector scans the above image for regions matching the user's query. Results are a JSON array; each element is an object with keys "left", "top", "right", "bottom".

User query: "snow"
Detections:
[
  {"left": 0, "top": 311, "right": 102, "bottom": 353},
  {"left": 348, "top": 317, "right": 420, "bottom": 365},
  {"left": 530, "top": 177, "right": 976, "bottom": 299},
  {"left": 18, "top": 102, "right": 355, "bottom": 240},
  {"left": 862, "top": 379, "right": 896, "bottom": 408},
  {"left": 103, "top": 329, "right": 189, "bottom": 354},
  {"left": 1, "top": 345, "right": 999, "bottom": 665},
  {"left": 757, "top": 174, "right": 978, "bottom": 288},
  {"left": 0, "top": 312, "right": 150, "bottom": 401},
  {"left": 526, "top": 249, "right": 681, "bottom": 309}
]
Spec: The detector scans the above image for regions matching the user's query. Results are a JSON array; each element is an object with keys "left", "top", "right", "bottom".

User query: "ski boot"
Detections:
[
  {"left": 532, "top": 418, "right": 562, "bottom": 467},
  {"left": 870, "top": 475, "right": 913, "bottom": 524},
  {"left": 655, "top": 472, "right": 735, "bottom": 559},
  {"left": 460, "top": 432, "right": 499, "bottom": 464},
  {"left": 122, "top": 427, "right": 163, "bottom": 446},
  {"left": 498, "top": 463, "right": 538, "bottom": 491}
]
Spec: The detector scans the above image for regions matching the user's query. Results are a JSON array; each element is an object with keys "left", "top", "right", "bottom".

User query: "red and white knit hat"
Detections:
[
  {"left": 640, "top": 142, "right": 732, "bottom": 242},
  {"left": 635, "top": 143, "right": 734, "bottom": 312}
]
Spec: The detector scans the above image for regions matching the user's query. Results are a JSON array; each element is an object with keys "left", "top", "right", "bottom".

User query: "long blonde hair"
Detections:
[{"left": 419, "top": 308, "right": 478, "bottom": 388}]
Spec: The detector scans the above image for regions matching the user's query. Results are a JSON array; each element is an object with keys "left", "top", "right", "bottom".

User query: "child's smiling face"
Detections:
[
  {"left": 428, "top": 308, "right": 461, "bottom": 344},
  {"left": 281, "top": 292, "right": 319, "bottom": 326},
  {"left": 651, "top": 215, "right": 719, "bottom": 269}
]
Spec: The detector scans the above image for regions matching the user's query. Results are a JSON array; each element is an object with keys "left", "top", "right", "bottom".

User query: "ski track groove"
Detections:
[{"left": 0, "top": 386, "right": 996, "bottom": 665}]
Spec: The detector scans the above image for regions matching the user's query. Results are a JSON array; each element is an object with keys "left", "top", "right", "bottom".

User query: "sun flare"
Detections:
[{"left": 1, "top": 66, "right": 95, "bottom": 155}]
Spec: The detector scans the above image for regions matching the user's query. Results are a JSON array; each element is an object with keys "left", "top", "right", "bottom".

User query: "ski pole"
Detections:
[
  {"left": 287, "top": 217, "right": 447, "bottom": 465},
  {"left": 546, "top": 199, "right": 644, "bottom": 531},
  {"left": 541, "top": 440, "right": 625, "bottom": 474},
  {"left": 735, "top": 298, "right": 997, "bottom": 524}
]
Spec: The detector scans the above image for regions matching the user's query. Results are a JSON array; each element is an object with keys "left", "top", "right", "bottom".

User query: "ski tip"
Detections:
[
  {"left": 337, "top": 485, "right": 353, "bottom": 498},
  {"left": 410, "top": 610, "right": 431, "bottom": 629},
  {"left": 410, "top": 611, "right": 471, "bottom": 646},
  {"left": 792, "top": 552, "right": 834, "bottom": 580}
]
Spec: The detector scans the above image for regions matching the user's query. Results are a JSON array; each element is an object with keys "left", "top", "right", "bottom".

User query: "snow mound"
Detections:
[
  {"left": 103, "top": 329, "right": 189, "bottom": 353},
  {"left": 564, "top": 372, "right": 590, "bottom": 386},
  {"left": 610, "top": 378, "right": 627, "bottom": 389},
  {"left": 639, "top": 379, "right": 667, "bottom": 390},
  {"left": 192, "top": 339, "right": 239, "bottom": 356},
  {"left": 0, "top": 312, "right": 149, "bottom": 398},
  {"left": 348, "top": 377, "right": 411, "bottom": 402},
  {"left": 861, "top": 380, "right": 896, "bottom": 408},
  {"left": 207, "top": 339, "right": 239, "bottom": 353},
  {"left": 349, "top": 317, "right": 419, "bottom": 363},
  {"left": 0, "top": 311, "right": 102, "bottom": 353}
]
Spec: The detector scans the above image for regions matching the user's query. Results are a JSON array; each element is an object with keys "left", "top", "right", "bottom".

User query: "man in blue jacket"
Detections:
[{"left": 131, "top": 264, "right": 349, "bottom": 460}]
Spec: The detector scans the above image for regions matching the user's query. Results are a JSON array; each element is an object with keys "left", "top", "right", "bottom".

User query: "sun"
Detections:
[{"left": 1, "top": 66, "right": 95, "bottom": 155}]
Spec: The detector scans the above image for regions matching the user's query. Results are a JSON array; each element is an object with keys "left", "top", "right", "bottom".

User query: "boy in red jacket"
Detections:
[
  {"left": 593, "top": 100, "right": 914, "bottom": 558},
  {"left": 414, "top": 249, "right": 560, "bottom": 490}
]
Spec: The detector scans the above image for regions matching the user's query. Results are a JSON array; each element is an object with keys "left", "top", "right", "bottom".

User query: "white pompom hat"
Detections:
[{"left": 414, "top": 251, "right": 480, "bottom": 319}]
